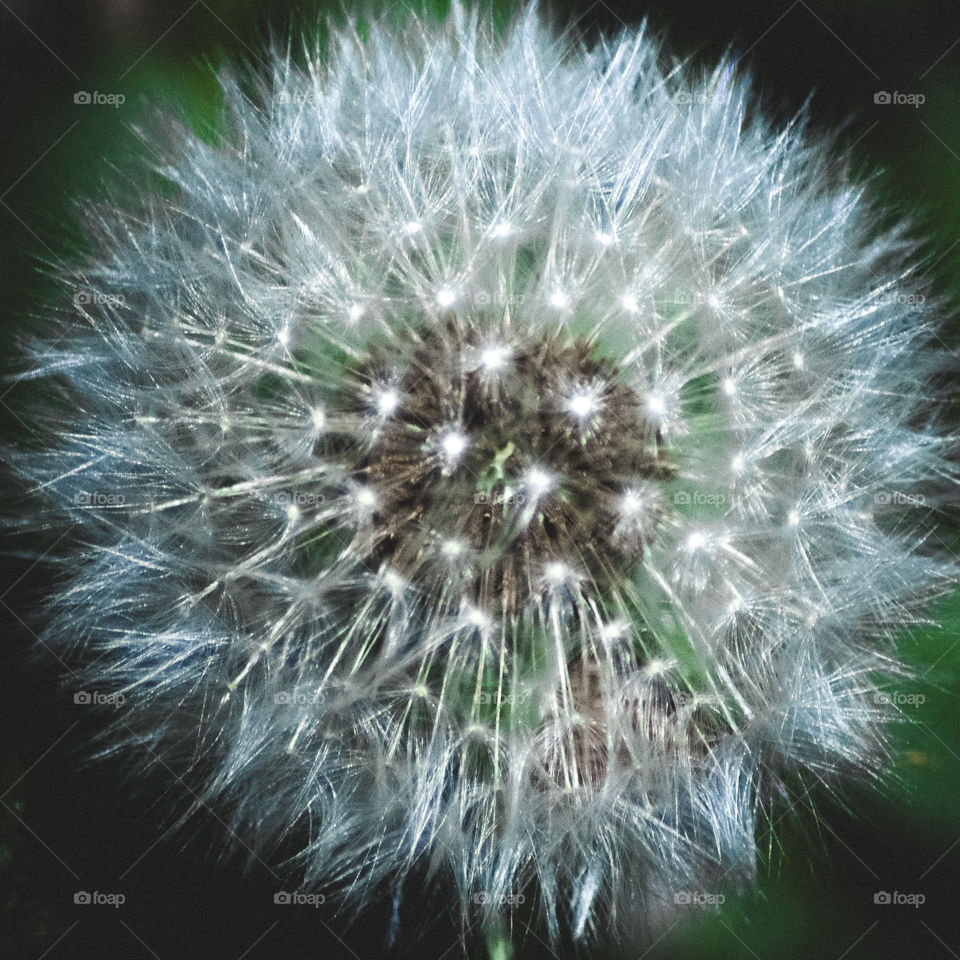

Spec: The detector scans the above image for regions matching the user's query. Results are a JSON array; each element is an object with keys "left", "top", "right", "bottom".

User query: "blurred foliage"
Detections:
[{"left": 2, "top": 1, "right": 960, "bottom": 958}]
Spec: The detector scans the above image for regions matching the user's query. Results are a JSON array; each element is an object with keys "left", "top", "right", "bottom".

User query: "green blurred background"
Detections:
[{"left": 2, "top": 1, "right": 960, "bottom": 958}]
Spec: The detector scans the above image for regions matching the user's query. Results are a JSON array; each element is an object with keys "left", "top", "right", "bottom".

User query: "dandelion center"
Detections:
[{"left": 339, "top": 319, "right": 674, "bottom": 615}]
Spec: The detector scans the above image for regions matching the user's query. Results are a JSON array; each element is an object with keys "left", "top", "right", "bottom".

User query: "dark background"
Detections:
[{"left": 2, "top": 1, "right": 960, "bottom": 958}]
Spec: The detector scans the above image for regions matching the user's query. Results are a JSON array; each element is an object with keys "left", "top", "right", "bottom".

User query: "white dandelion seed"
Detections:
[{"left": 15, "top": 3, "right": 959, "bottom": 950}]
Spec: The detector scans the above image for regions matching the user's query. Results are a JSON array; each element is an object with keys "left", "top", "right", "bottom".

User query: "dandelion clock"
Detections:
[{"left": 15, "top": 3, "right": 959, "bottom": 952}]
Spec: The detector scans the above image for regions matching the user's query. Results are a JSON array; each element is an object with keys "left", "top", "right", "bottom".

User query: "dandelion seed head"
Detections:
[
  {"left": 565, "top": 386, "right": 602, "bottom": 421},
  {"left": 440, "top": 430, "right": 469, "bottom": 460},
  {"left": 464, "top": 605, "right": 492, "bottom": 630},
  {"left": 479, "top": 344, "right": 509, "bottom": 371},
  {"left": 375, "top": 387, "right": 401, "bottom": 416},
  {"left": 620, "top": 293, "right": 639, "bottom": 313},
  {"left": 18, "top": 3, "right": 958, "bottom": 949},
  {"left": 646, "top": 391, "right": 667, "bottom": 416},
  {"left": 355, "top": 487, "right": 378, "bottom": 509},
  {"left": 436, "top": 287, "right": 457, "bottom": 308},
  {"left": 381, "top": 567, "right": 406, "bottom": 596},
  {"left": 524, "top": 465, "right": 554, "bottom": 496},
  {"left": 440, "top": 538, "right": 466, "bottom": 558},
  {"left": 685, "top": 530, "right": 708, "bottom": 552}
]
